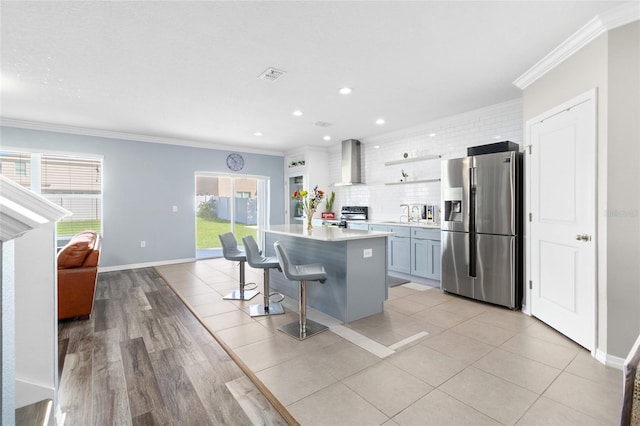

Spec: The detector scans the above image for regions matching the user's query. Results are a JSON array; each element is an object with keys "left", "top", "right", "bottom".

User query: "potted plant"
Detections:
[{"left": 322, "top": 191, "right": 336, "bottom": 219}]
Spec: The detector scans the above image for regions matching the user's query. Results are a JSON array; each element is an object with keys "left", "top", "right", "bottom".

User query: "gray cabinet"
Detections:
[
  {"left": 426, "top": 239, "right": 441, "bottom": 280},
  {"left": 411, "top": 228, "right": 441, "bottom": 281},
  {"left": 411, "top": 237, "right": 429, "bottom": 278},
  {"left": 388, "top": 226, "right": 411, "bottom": 274},
  {"left": 369, "top": 224, "right": 441, "bottom": 281}
]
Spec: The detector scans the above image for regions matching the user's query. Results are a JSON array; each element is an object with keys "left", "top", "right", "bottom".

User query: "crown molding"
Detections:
[
  {"left": 513, "top": 2, "right": 640, "bottom": 90},
  {"left": 0, "top": 118, "right": 285, "bottom": 157}
]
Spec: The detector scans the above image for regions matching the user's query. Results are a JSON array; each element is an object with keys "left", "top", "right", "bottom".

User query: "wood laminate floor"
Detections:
[
  {"left": 59, "top": 260, "right": 624, "bottom": 426},
  {"left": 58, "top": 268, "right": 286, "bottom": 425}
]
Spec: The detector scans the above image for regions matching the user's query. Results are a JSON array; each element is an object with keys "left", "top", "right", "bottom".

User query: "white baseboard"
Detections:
[
  {"left": 99, "top": 258, "right": 195, "bottom": 272},
  {"left": 595, "top": 348, "right": 625, "bottom": 370}
]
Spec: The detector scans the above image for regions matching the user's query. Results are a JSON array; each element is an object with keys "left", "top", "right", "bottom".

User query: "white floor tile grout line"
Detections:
[
  {"left": 388, "top": 331, "right": 430, "bottom": 350},
  {"left": 281, "top": 296, "right": 428, "bottom": 358},
  {"left": 329, "top": 326, "right": 396, "bottom": 359}
]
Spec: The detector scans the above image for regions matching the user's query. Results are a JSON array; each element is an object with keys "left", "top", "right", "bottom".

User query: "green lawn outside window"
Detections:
[{"left": 56, "top": 218, "right": 254, "bottom": 250}]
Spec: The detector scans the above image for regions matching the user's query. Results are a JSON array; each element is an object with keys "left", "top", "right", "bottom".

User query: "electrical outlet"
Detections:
[
  {"left": 172, "top": 205, "right": 178, "bottom": 212},
  {"left": 140, "top": 241, "right": 146, "bottom": 248},
  {"left": 363, "top": 248, "right": 372, "bottom": 258}
]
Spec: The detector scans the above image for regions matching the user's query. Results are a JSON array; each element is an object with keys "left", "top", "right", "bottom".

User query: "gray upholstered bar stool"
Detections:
[
  {"left": 218, "top": 232, "right": 259, "bottom": 301},
  {"left": 242, "top": 235, "right": 285, "bottom": 317},
  {"left": 273, "top": 241, "right": 328, "bottom": 340}
]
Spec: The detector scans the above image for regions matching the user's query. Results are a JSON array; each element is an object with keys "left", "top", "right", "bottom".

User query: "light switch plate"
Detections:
[{"left": 363, "top": 248, "right": 372, "bottom": 258}]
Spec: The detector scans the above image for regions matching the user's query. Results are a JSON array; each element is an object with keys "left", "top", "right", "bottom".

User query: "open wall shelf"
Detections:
[
  {"left": 384, "top": 154, "right": 441, "bottom": 166},
  {"left": 384, "top": 178, "right": 441, "bottom": 186}
]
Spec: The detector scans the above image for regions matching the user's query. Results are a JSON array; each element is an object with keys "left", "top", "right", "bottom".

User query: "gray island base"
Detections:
[{"left": 260, "top": 225, "right": 392, "bottom": 323}]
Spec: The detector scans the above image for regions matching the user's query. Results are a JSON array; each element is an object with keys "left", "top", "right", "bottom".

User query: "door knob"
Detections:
[{"left": 576, "top": 234, "right": 591, "bottom": 242}]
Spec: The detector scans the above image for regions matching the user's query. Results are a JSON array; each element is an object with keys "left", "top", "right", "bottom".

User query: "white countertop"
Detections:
[
  {"left": 374, "top": 221, "right": 440, "bottom": 229},
  {"left": 259, "top": 224, "right": 393, "bottom": 242}
]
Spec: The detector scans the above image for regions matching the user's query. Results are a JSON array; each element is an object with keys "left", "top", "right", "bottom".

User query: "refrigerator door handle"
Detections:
[
  {"left": 469, "top": 232, "right": 476, "bottom": 278},
  {"left": 468, "top": 166, "right": 477, "bottom": 278}
]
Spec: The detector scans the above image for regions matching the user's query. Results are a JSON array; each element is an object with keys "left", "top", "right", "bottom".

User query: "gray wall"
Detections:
[
  {"left": 606, "top": 22, "right": 640, "bottom": 358},
  {"left": 522, "top": 21, "right": 639, "bottom": 359},
  {"left": 0, "top": 126, "right": 285, "bottom": 268}
]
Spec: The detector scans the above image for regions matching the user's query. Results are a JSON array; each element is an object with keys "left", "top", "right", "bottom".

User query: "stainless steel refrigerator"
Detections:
[{"left": 441, "top": 151, "right": 523, "bottom": 309}]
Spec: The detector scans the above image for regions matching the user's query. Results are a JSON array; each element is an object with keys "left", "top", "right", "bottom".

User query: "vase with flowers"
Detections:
[{"left": 292, "top": 185, "right": 325, "bottom": 231}]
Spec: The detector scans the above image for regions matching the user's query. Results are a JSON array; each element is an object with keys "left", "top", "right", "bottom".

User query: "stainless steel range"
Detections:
[
  {"left": 322, "top": 206, "right": 369, "bottom": 227},
  {"left": 341, "top": 206, "right": 368, "bottom": 222},
  {"left": 333, "top": 206, "right": 369, "bottom": 228}
]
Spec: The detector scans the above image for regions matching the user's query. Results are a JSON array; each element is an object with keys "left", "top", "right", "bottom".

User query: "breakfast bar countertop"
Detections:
[
  {"left": 258, "top": 224, "right": 393, "bottom": 241},
  {"left": 373, "top": 221, "right": 440, "bottom": 229}
]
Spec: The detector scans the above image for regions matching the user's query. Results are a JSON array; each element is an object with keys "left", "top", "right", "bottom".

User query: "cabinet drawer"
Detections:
[
  {"left": 368, "top": 224, "right": 389, "bottom": 232},
  {"left": 388, "top": 226, "right": 411, "bottom": 237},
  {"left": 411, "top": 227, "right": 440, "bottom": 240}
]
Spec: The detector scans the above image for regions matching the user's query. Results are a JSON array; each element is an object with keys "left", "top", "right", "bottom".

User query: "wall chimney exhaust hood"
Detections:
[{"left": 333, "top": 139, "right": 363, "bottom": 186}]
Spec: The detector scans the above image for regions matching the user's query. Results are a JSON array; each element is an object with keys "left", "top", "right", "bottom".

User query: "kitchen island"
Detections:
[{"left": 260, "top": 224, "right": 393, "bottom": 323}]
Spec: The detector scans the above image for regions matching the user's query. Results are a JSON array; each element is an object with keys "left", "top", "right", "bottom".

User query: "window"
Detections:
[
  {"left": 15, "top": 160, "right": 27, "bottom": 176},
  {"left": 236, "top": 191, "right": 251, "bottom": 198},
  {"left": 0, "top": 151, "right": 103, "bottom": 239},
  {"left": 0, "top": 152, "right": 31, "bottom": 189}
]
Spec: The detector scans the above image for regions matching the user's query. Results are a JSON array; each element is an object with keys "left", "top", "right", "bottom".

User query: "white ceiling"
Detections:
[{"left": 0, "top": 1, "right": 625, "bottom": 154}]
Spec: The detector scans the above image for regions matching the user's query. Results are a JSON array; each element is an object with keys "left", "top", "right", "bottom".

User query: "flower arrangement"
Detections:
[{"left": 292, "top": 185, "right": 325, "bottom": 230}]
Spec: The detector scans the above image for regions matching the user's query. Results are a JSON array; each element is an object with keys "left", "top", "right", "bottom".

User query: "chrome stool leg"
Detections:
[
  {"left": 249, "top": 268, "right": 284, "bottom": 317},
  {"left": 279, "top": 280, "right": 328, "bottom": 340},
  {"left": 223, "top": 260, "right": 259, "bottom": 301}
]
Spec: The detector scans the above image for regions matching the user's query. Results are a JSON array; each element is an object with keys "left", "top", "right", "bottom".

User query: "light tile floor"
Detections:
[{"left": 155, "top": 258, "right": 623, "bottom": 426}]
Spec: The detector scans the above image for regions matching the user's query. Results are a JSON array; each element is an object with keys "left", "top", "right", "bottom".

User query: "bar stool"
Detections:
[
  {"left": 273, "top": 241, "right": 328, "bottom": 340},
  {"left": 218, "top": 233, "right": 259, "bottom": 301},
  {"left": 242, "top": 235, "right": 285, "bottom": 317}
]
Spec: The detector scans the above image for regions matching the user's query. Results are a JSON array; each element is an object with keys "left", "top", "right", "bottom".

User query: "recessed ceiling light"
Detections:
[
  {"left": 373, "top": 145, "right": 380, "bottom": 149},
  {"left": 253, "top": 132, "right": 262, "bottom": 136},
  {"left": 494, "top": 135, "right": 502, "bottom": 139},
  {"left": 376, "top": 118, "right": 385, "bottom": 125},
  {"left": 293, "top": 110, "right": 303, "bottom": 116},
  {"left": 339, "top": 87, "right": 352, "bottom": 95},
  {"left": 429, "top": 133, "right": 437, "bottom": 137},
  {"left": 323, "top": 136, "right": 331, "bottom": 141}
]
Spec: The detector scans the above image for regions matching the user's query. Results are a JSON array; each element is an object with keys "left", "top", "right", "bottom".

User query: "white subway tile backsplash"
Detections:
[{"left": 328, "top": 99, "right": 523, "bottom": 222}]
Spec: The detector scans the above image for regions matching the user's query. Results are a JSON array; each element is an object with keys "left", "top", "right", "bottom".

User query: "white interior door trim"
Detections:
[{"left": 524, "top": 88, "right": 598, "bottom": 354}]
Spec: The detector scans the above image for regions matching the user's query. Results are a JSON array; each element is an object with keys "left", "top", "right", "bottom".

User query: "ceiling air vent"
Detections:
[
  {"left": 257, "top": 67, "right": 287, "bottom": 82},
  {"left": 314, "top": 121, "right": 333, "bottom": 127}
]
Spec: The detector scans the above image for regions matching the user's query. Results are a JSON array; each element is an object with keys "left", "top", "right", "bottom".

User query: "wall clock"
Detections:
[{"left": 226, "top": 153, "right": 244, "bottom": 171}]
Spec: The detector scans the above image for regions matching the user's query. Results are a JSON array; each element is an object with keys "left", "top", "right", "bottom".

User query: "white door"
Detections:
[{"left": 528, "top": 90, "right": 596, "bottom": 350}]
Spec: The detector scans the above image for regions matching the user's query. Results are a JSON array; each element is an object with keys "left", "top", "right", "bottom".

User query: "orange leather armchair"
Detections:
[{"left": 57, "top": 231, "right": 101, "bottom": 320}]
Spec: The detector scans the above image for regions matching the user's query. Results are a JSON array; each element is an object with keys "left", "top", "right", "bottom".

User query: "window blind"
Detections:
[
  {"left": 0, "top": 151, "right": 32, "bottom": 189},
  {"left": 41, "top": 155, "right": 102, "bottom": 237}
]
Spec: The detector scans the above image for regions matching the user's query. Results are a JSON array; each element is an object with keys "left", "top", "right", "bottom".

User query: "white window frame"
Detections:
[{"left": 1, "top": 147, "right": 104, "bottom": 244}]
